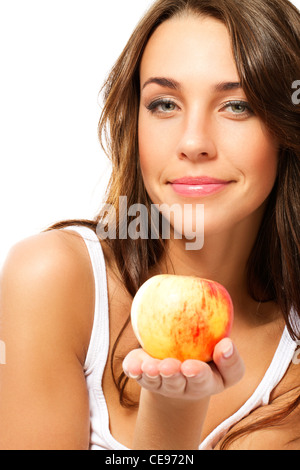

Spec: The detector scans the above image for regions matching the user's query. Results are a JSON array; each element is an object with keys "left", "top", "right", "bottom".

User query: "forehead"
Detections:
[{"left": 140, "top": 15, "right": 239, "bottom": 86}]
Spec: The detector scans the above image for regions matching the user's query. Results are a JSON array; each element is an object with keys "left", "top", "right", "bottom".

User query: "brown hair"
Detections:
[{"left": 48, "top": 0, "right": 300, "bottom": 448}]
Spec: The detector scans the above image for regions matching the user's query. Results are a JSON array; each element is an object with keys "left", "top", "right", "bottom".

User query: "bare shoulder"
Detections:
[
  {"left": 2, "top": 227, "right": 93, "bottom": 277},
  {"left": 1, "top": 228, "right": 92, "bottom": 277},
  {"left": 217, "top": 361, "right": 300, "bottom": 450},
  {"left": 0, "top": 228, "right": 96, "bottom": 449},
  {"left": 0, "top": 228, "right": 95, "bottom": 363}
]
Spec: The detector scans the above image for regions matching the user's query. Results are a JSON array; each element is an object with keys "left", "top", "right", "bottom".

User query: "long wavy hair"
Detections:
[{"left": 48, "top": 0, "right": 300, "bottom": 449}]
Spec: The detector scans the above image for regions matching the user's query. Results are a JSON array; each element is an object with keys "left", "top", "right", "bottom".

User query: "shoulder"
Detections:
[
  {"left": 0, "top": 228, "right": 95, "bottom": 364},
  {"left": 227, "top": 389, "right": 300, "bottom": 450},
  {"left": 0, "top": 229, "right": 96, "bottom": 449},
  {"left": 3, "top": 227, "right": 95, "bottom": 269},
  {"left": 1, "top": 228, "right": 91, "bottom": 276},
  {"left": 218, "top": 360, "right": 300, "bottom": 450}
]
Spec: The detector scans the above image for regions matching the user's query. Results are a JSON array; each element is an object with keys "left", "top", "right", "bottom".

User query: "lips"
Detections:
[
  {"left": 169, "top": 176, "right": 232, "bottom": 197},
  {"left": 171, "top": 176, "right": 229, "bottom": 185}
]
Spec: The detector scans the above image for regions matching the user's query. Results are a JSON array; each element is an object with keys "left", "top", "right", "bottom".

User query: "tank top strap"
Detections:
[
  {"left": 62, "top": 225, "right": 128, "bottom": 450},
  {"left": 61, "top": 225, "right": 110, "bottom": 374},
  {"left": 199, "top": 321, "right": 298, "bottom": 450}
]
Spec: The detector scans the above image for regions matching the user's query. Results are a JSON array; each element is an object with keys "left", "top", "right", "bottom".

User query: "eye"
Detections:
[
  {"left": 222, "top": 100, "right": 254, "bottom": 118},
  {"left": 146, "top": 99, "right": 178, "bottom": 115}
]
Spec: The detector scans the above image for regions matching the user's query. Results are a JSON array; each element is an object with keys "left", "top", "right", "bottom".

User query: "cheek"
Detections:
[
  {"left": 138, "top": 116, "right": 170, "bottom": 190},
  {"left": 138, "top": 130, "right": 155, "bottom": 192},
  {"left": 227, "top": 123, "right": 279, "bottom": 193},
  {"left": 245, "top": 136, "right": 278, "bottom": 192}
]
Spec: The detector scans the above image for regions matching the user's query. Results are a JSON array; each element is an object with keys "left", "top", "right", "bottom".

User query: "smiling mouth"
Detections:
[{"left": 169, "top": 176, "right": 233, "bottom": 197}]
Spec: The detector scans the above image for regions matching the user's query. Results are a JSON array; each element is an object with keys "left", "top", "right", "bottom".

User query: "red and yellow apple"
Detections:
[{"left": 131, "top": 274, "right": 234, "bottom": 362}]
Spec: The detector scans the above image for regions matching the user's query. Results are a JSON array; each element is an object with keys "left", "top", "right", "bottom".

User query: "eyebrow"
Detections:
[
  {"left": 142, "top": 77, "right": 181, "bottom": 91},
  {"left": 215, "top": 81, "right": 242, "bottom": 92},
  {"left": 142, "top": 77, "right": 242, "bottom": 93}
]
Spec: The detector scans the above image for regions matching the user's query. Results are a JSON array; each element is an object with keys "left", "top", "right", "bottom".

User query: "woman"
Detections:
[{"left": 0, "top": 0, "right": 299, "bottom": 450}]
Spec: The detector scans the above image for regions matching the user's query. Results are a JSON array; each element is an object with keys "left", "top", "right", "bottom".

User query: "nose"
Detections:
[{"left": 176, "top": 113, "right": 217, "bottom": 162}]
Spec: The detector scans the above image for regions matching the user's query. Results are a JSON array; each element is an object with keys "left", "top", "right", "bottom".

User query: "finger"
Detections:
[
  {"left": 141, "top": 357, "right": 161, "bottom": 378},
  {"left": 156, "top": 358, "right": 186, "bottom": 396},
  {"left": 137, "top": 358, "right": 162, "bottom": 391},
  {"left": 213, "top": 338, "right": 245, "bottom": 388},
  {"left": 181, "top": 359, "right": 209, "bottom": 378},
  {"left": 122, "top": 348, "right": 148, "bottom": 378},
  {"left": 136, "top": 372, "right": 162, "bottom": 391},
  {"left": 158, "top": 358, "right": 182, "bottom": 377},
  {"left": 137, "top": 357, "right": 182, "bottom": 394},
  {"left": 182, "top": 360, "right": 224, "bottom": 397}
]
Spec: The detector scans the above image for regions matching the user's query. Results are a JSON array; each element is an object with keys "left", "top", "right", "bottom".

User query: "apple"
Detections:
[{"left": 131, "top": 274, "right": 234, "bottom": 362}]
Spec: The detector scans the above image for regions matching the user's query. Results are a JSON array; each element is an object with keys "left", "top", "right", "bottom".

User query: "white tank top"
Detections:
[{"left": 64, "top": 225, "right": 299, "bottom": 450}]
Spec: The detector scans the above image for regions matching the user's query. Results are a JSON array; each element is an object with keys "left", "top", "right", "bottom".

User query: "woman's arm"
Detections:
[
  {"left": 134, "top": 390, "right": 209, "bottom": 450},
  {"left": 123, "top": 340, "right": 245, "bottom": 449},
  {"left": 0, "top": 231, "right": 93, "bottom": 450}
]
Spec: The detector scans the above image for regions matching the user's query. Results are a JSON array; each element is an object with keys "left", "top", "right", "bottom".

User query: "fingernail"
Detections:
[
  {"left": 160, "top": 373, "right": 173, "bottom": 378},
  {"left": 129, "top": 372, "right": 142, "bottom": 380},
  {"left": 222, "top": 342, "right": 234, "bottom": 359},
  {"left": 145, "top": 373, "right": 159, "bottom": 379},
  {"left": 183, "top": 371, "right": 204, "bottom": 379},
  {"left": 160, "top": 372, "right": 181, "bottom": 379}
]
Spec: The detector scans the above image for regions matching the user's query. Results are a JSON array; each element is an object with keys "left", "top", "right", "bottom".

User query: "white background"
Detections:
[{"left": 0, "top": 0, "right": 299, "bottom": 267}]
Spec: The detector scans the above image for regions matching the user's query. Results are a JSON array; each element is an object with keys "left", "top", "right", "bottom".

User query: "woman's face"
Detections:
[{"left": 138, "top": 15, "right": 279, "bottom": 240}]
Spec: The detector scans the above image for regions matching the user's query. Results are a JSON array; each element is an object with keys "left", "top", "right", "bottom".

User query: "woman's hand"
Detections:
[
  {"left": 124, "top": 338, "right": 244, "bottom": 449},
  {"left": 123, "top": 338, "right": 245, "bottom": 402}
]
